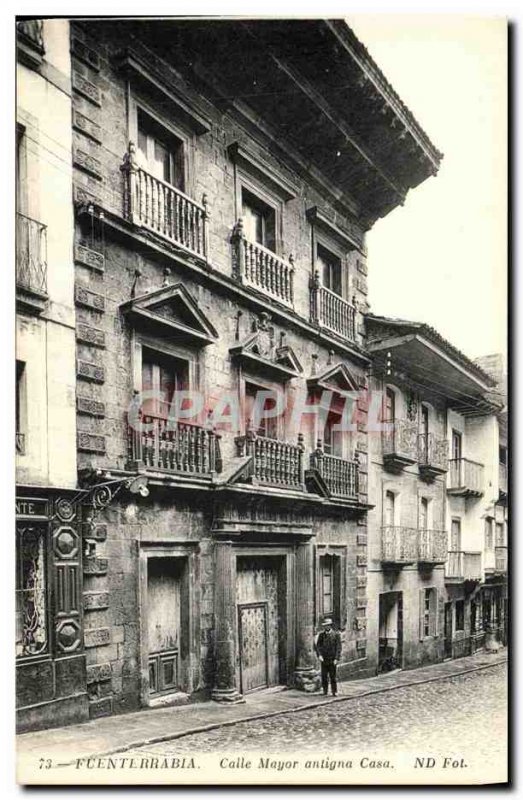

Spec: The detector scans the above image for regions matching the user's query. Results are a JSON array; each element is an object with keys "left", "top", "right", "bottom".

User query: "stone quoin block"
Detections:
[
  {"left": 72, "top": 71, "right": 102, "bottom": 106},
  {"left": 88, "top": 697, "right": 113, "bottom": 719},
  {"left": 84, "top": 627, "right": 111, "bottom": 648},
  {"left": 72, "top": 108, "right": 102, "bottom": 143},
  {"left": 83, "top": 591, "right": 110, "bottom": 610},
  {"left": 77, "top": 396, "right": 106, "bottom": 418},
  {"left": 75, "top": 283, "right": 105, "bottom": 312},
  {"left": 86, "top": 663, "right": 112, "bottom": 684},
  {"left": 83, "top": 557, "right": 109, "bottom": 576},
  {"left": 76, "top": 323, "right": 106, "bottom": 348},
  {"left": 74, "top": 242, "right": 105, "bottom": 272},
  {"left": 76, "top": 359, "right": 105, "bottom": 383},
  {"left": 73, "top": 146, "right": 103, "bottom": 180},
  {"left": 71, "top": 37, "right": 101, "bottom": 71}
]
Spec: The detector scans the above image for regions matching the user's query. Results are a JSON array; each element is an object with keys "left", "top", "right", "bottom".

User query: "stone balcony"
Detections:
[
  {"left": 309, "top": 270, "right": 356, "bottom": 342},
  {"left": 128, "top": 414, "right": 222, "bottom": 479},
  {"left": 382, "top": 418, "right": 418, "bottom": 473},
  {"left": 235, "top": 430, "right": 305, "bottom": 490},
  {"left": 121, "top": 142, "right": 209, "bottom": 261},
  {"left": 309, "top": 448, "right": 359, "bottom": 501},
  {"left": 444, "top": 550, "right": 482, "bottom": 584},
  {"left": 16, "top": 212, "right": 48, "bottom": 315},
  {"left": 231, "top": 219, "right": 295, "bottom": 308},
  {"left": 418, "top": 433, "right": 448, "bottom": 481},
  {"left": 447, "top": 458, "right": 484, "bottom": 497}
]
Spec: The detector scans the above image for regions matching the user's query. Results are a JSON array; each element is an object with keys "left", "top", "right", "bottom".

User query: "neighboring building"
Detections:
[
  {"left": 32, "top": 18, "right": 439, "bottom": 727},
  {"left": 365, "top": 317, "right": 506, "bottom": 673},
  {"left": 15, "top": 20, "right": 86, "bottom": 730}
]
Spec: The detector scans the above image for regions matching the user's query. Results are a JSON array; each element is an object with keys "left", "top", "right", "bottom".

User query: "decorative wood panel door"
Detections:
[
  {"left": 236, "top": 557, "right": 282, "bottom": 691},
  {"left": 147, "top": 558, "right": 182, "bottom": 695},
  {"left": 238, "top": 602, "right": 269, "bottom": 693}
]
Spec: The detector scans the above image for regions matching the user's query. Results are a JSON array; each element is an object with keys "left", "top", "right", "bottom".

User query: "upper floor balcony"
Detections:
[
  {"left": 382, "top": 418, "right": 418, "bottom": 473},
  {"left": 128, "top": 414, "right": 222, "bottom": 480},
  {"left": 309, "top": 270, "right": 356, "bottom": 343},
  {"left": 445, "top": 550, "right": 482, "bottom": 584},
  {"left": 381, "top": 525, "right": 418, "bottom": 566},
  {"left": 235, "top": 430, "right": 305, "bottom": 491},
  {"left": 16, "top": 212, "right": 48, "bottom": 315},
  {"left": 417, "top": 529, "right": 448, "bottom": 566},
  {"left": 485, "top": 545, "right": 508, "bottom": 579},
  {"left": 309, "top": 447, "right": 359, "bottom": 501},
  {"left": 121, "top": 143, "right": 209, "bottom": 262},
  {"left": 418, "top": 433, "right": 448, "bottom": 481},
  {"left": 447, "top": 457, "right": 484, "bottom": 498},
  {"left": 231, "top": 219, "right": 295, "bottom": 308}
]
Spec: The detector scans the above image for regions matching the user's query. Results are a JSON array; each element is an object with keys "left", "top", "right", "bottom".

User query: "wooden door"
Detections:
[
  {"left": 238, "top": 602, "right": 269, "bottom": 693},
  {"left": 236, "top": 557, "right": 282, "bottom": 691},
  {"left": 147, "top": 558, "right": 182, "bottom": 696}
]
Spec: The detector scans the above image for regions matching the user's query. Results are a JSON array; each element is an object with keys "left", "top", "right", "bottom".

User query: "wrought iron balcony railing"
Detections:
[
  {"left": 309, "top": 448, "right": 359, "bottom": 500},
  {"left": 16, "top": 212, "right": 48, "bottom": 298},
  {"left": 447, "top": 458, "right": 484, "bottom": 497},
  {"left": 310, "top": 270, "right": 356, "bottom": 342},
  {"left": 235, "top": 430, "right": 305, "bottom": 489},
  {"left": 128, "top": 414, "right": 221, "bottom": 476},
  {"left": 231, "top": 219, "right": 294, "bottom": 307},
  {"left": 445, "top": 550, "right": 482, "bottom": 583},
  {"left": 381, "top": 525, "right": 418, "bottom": 565},
  {"left": 382, "top": 418, "right": 418, "bottom": 471},
  {"left": 121, "top": 143, "right": 209, "bottom": 260},
  {"left": 417, "top": 529, "right": 448, "bottom": 564},
  {"left": 418, "top": 433, "right": 448, "bottom": 478}
]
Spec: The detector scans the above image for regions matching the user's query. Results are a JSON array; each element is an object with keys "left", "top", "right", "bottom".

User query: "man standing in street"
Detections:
[{"left": 315, "top": 617, "right": 342, "bottom": 696}]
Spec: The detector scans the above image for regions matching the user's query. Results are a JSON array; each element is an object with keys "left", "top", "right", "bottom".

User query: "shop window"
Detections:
[
  {"left": 241, "top": 187, "right": 276, "bottom": 252},
  {"left": 420, "top": 587, "right": 437, "bottom": 639},
  {"left": 16, "top": 525, "right": 48, "bottom": 658},
  {"left": 455, "top": 599, "right": 465, "bottom": 631},
  {"left": 137, "top": 108, "right": 185, "bottom": 191}
]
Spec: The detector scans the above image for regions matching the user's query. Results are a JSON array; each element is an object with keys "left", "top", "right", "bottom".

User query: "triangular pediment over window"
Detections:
[
  {"left": 230, "top": 332, "right": 303, "bottom": 382},
  {"left": 120, "top": 283, "right": 218, "bottom": 345},
  {"left": 307, "top": 362, "right": 361, "bottom": 394}
]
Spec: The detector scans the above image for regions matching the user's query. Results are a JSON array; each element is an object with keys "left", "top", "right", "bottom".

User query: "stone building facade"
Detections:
[{"left": 36, "top": 18, "right": 438, "bottom": 726}]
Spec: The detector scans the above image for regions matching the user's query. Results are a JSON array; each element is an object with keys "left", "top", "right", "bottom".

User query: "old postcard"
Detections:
[{"left": 14, "top": 13, "right": 508, "bottom": 786}]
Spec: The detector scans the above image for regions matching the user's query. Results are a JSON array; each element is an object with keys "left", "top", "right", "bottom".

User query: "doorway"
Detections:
[
  {"left": 236, "top": 556, "right": 286, "bottom": 693},
  {"left": 378, "top": 591, "right": 403, "bottom": 672},
  {"left": 146, "top": 557, "right": 188, "bottom": 698},
  {"left": 444, "top": 601, "right": 453, "bottom": 659}
]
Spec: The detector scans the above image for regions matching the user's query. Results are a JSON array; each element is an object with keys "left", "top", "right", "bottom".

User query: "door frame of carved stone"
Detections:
[{"left": 138, "top": 543, "right": 199, "bottom": 706}]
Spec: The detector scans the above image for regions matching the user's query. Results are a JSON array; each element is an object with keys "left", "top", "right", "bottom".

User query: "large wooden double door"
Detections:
[{"left": 236, "top": 556, "right": 284, "bottom": 693}]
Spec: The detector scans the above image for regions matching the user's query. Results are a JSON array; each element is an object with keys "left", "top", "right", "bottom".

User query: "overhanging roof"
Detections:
[{"left": 366, "top": 315, "right": 503, "bottom": 416}]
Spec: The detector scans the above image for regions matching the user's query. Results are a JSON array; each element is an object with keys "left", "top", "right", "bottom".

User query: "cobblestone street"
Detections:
[{"left": 124, "top": 663, "right": 507, "bottom": 771}]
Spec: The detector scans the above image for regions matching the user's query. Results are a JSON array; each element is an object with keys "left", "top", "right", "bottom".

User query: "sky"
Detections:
[{"left": 347, "top": 14, "right": 507, "bottom": 365}]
